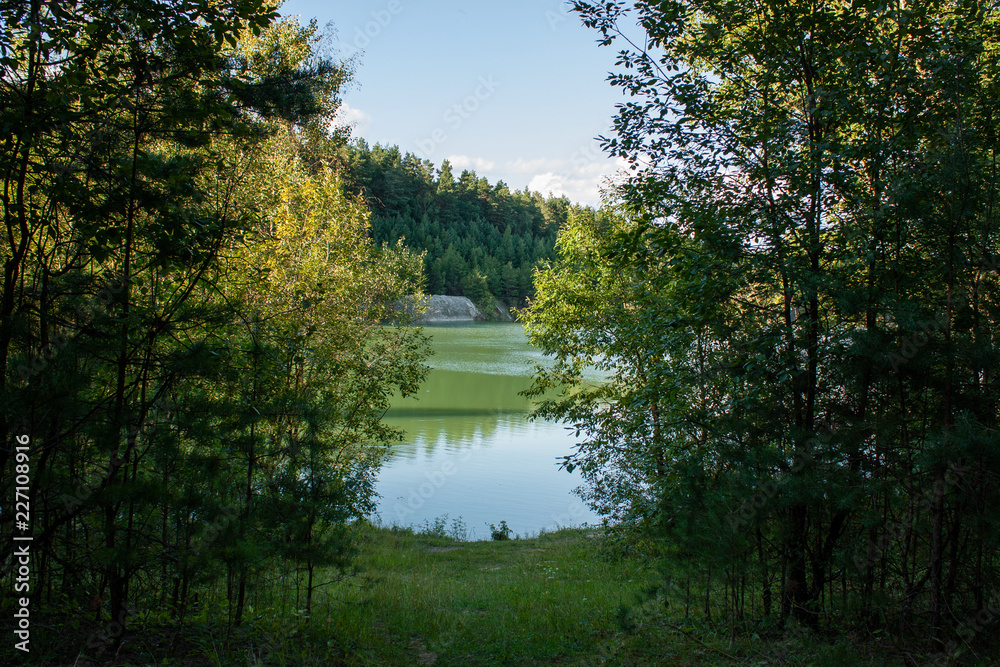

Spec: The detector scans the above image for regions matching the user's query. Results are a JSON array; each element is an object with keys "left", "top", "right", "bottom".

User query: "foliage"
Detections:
[
  {"left": 337, "top": 142, "right": 572, "bottom": 306},
  {"left": 525, "top": 0, "right": 1000, "bottom": 653},
  {"left": 490, "top": 519, "right": 513, "bottom": 541},
  {"left": 416, "top": 514, "right": 469, "bottom": 541},
  {"left": 26, "top": 527, "right": 967, "bottom": 665},
  {"left": 0, "top": 3, "right": 428, "bottom": 657}
]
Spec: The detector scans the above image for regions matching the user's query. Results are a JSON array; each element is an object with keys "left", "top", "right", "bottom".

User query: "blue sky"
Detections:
[{"left": 277, "top": 0, "right": 630, "bottom": 206}]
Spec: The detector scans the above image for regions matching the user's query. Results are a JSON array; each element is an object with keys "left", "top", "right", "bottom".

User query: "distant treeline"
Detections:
[{"left": 338, "top": 140, "right": 576, "bottom": 306}]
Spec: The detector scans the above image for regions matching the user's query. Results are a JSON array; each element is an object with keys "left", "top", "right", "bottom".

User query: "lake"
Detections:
[{"left": 373, "top": 322, "right": 600, "bottom": 539}]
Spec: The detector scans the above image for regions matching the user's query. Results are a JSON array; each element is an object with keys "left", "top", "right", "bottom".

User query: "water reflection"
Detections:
[
  {"left": 383, "top": 370, "right": 534, "bottom": 456},
  {"left": 373, "top": 324, "right": 599, "bottom": 537}
]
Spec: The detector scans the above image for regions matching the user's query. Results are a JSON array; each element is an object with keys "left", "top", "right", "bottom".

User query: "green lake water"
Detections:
[{"left": 373, "top": 323, "right": 599, "bottom": 539}]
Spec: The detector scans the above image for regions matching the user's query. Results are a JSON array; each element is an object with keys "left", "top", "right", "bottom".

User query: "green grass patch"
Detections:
[
  {"left": 317, "top": 524, "right": 656, "bottom": 666},
  {"left": 21, "top": 524, "right": 1000, "bottom": 665}
]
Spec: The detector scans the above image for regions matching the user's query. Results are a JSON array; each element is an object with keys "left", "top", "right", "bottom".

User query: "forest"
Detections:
[
  {"left": 0, "top": 1, "right": 432, "bottom": 660},
  {"left": 337, "top": 140, "right": 569, "bottom": 308},
  {"left": 2, "top": 0, "right": 1000, "bottom": 665}
]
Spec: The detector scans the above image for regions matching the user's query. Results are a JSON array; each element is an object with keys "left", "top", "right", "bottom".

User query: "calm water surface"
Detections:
[{"left": 373, "top": 323, "right": 599, "bottom": 539}]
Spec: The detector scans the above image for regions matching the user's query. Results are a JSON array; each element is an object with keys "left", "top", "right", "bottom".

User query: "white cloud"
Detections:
[
  {"left": 446, "top": 154, "right": 496, "bottom": 172},
  {"left": 333, "top": 103, "right": 371, "bottom": 136},
  {"left": 524, "top": 156, "right": 629, "bottom": 207}
]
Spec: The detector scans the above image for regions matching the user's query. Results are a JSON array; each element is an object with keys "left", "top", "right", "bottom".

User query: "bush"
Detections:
[{"left": 489, "top": 520, "right": 512, "bottom": 541}]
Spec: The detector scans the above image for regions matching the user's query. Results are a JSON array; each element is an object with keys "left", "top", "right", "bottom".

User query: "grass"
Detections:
[
  {"left": 320, "top": 523, "right": 658, "bottom": 666},
  {"left": 17, "top": 523, "right": 1000, "bottom": 665}
]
